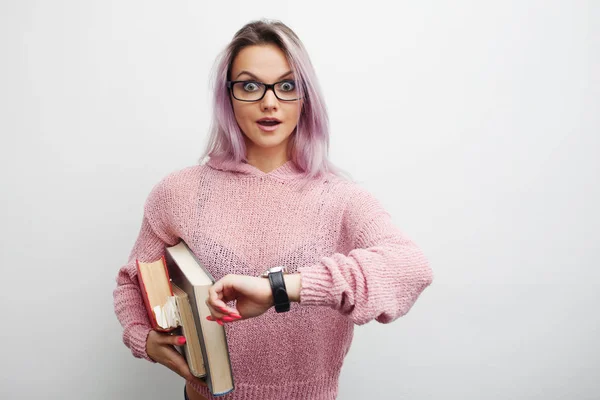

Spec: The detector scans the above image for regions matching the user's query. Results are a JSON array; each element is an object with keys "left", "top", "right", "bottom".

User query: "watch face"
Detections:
[{"left": 260, "top": 266, "right": 288, "bottom": 277}]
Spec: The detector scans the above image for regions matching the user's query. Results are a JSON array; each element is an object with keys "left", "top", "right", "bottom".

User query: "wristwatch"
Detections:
[{"left": 260, "top": 266, "right": 290, "bottom": 313}]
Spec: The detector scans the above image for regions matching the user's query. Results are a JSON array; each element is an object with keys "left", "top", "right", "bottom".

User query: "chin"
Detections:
[
  {"left": 252, "top": 137, "right": 289, "bottom": 150},
  {"left": 247, "top": 127, "right": 293, "bottom": 148}
]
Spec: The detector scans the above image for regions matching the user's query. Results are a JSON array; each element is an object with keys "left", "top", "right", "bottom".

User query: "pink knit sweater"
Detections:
[{"left": 113, "top": 157, "right": 433, "bottom": 400}]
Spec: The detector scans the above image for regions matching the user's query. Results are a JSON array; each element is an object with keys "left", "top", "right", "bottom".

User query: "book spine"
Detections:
[
  {"left": 136, "top": 259, "right": 159, "bottom": 330},
  {"left": 160, "top": 254, "right": 175, "bottom": 296}
]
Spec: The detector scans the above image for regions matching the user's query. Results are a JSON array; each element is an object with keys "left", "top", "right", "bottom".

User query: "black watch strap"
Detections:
[{"left": 268, "top": 270, "right": 290, "bottom": 313}]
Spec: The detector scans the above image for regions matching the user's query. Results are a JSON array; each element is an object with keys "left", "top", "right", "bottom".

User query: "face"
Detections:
[{"left": 229, "top": 44, "right": 302, "bottom": 159}]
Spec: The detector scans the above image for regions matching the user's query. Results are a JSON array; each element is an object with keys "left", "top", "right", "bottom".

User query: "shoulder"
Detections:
[
  {"left": 149, "top": 164, "right": 211, "bottom": 193},
  {"left": 324, "top": 174, "right": 387, "bottom": 216},
  {"left": 144, "top": 164, "right": 209, "bottom": 213},
  {"left": 320, "top": 175, "right": 392, "bottom": 246}
]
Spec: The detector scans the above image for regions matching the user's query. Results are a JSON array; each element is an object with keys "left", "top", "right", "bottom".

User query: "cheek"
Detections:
[
  {"left": 232, "top": 104, "right": 253, "bottom": 126},
  {"left": 285, "top": 103, "right": 302, "bottom": 124}
]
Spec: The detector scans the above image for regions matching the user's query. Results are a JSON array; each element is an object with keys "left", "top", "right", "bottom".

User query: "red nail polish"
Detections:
[
  {"left": 230, "top": 314, "right": 241, "bottom": 319},
  {"left": 222, "top": 316, "right": 235, "bottom": 322},
  {"left": 178, "top": 337, "right": 186, "bottom": 345},
  {"left": 216, "top": 319, "right": 224, "bottom": 326},
  {"left": 206, "top": 316, "right": 214, "bottom": 321}
]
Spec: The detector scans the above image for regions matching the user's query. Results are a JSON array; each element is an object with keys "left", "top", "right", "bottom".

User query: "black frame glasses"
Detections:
[{"left": 226, "top": 79, "right": 302, "bottom": 102}]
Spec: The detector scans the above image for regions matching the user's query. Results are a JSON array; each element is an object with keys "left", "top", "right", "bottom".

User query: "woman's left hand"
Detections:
[{"left": 205, "top": 274, "right": 273, "bottom": 324}]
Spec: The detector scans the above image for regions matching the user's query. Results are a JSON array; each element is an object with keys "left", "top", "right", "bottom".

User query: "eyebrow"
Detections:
[{"left": 235, "top": 70, "right": 294, "bottom": 81}]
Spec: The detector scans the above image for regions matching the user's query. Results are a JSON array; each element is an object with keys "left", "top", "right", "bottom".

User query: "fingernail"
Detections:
[
  {"left": 230, "top": 313, "right": 241, "bottom": 319},
  {"left": 216, "top": 319, "right": 224, "bottom": 326},
  {"left": 206, "top": 316, "right": 214, "bottom": 321},
  {"left": 222, "top": 316, "right": 235, "bottom": 322},
  {"left": 178, "top": 336, "right": 186, "bottom": 345}
]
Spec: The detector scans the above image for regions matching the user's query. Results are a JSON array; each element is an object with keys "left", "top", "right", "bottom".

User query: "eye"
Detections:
[
  {"left": 242, "top": 81, "right": 261, "bottom": 92},
  {"left": 278, "top": 80, "right": 296, "bottom": 92}
]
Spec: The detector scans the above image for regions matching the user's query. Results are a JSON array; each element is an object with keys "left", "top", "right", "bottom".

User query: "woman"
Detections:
[{"left": 113, "top": 19, "right": 433, "bottom": 400}]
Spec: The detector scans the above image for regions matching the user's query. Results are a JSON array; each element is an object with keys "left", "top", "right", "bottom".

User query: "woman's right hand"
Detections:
[{"left": 146, "top": 330, "right": 208, "bottom": 389}]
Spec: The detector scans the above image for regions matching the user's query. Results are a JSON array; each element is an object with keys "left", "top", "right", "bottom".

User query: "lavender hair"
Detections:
[{"left": 198, "top": 19, "right": 350, "bottom": 183}]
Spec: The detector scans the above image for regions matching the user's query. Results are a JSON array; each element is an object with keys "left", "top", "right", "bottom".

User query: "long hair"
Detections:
[{"left": 198, "top": 19, "right": 350, "bottom": 183}]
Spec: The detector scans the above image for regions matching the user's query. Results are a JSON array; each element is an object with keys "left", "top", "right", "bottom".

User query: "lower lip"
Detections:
[{"left": 256, "top": 122, "right": 281, "bottom": 132}]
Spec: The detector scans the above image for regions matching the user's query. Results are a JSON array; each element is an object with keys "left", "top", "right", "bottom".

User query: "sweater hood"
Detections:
[{"left": 205, "top": 156, "right": 306, "bottom": 181}]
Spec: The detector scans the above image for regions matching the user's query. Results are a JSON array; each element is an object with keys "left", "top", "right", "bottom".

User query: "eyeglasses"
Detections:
[{"left": 226, "top": 79, "right": 301, "bottom": 102}]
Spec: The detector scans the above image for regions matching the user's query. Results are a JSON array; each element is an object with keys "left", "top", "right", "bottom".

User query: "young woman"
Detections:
[{"left": 113, "top": 19, "right": 433, "bottom": 400}]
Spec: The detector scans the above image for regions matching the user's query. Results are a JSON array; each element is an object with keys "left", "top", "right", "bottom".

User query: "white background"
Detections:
[{"left": 1, "top": 1, "right": 598, "bottom": 399}]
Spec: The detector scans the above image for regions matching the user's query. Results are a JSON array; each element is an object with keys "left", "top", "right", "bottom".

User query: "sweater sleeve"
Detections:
[
  {"left": 113, "top": 177, "right": 180, "bottom": 362},
  {"left": 298, "top": 185, "right": 433, "bottom": 325}
]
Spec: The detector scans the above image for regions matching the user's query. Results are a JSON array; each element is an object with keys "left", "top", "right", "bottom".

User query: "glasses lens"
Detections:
[
  {"left": 232, "top": 81, "right": 264, "bottom": 101},
  {"left": 274, "top": 80, "right": 299, "bottom": 101}
]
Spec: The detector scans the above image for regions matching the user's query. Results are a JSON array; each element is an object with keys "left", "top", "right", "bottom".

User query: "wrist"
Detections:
[{"left": 283, "top": 273, "right": 302, "bottom": 303}]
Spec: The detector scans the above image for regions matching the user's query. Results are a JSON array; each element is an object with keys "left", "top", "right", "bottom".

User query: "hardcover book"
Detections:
[
  {"left": 165, "top": 240, "right": 235, "bottom": 397},
  {"left": 136, "top": 240, "right": 235, "bottom": 396}
]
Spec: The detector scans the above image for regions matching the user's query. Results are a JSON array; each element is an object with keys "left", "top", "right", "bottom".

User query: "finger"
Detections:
[
  {"left": 209, "top": 279, "right": 241, "bottom": 316},
  {"left": 214, "top": 299, "right": 238, "bottom": 315},
  {"left": 220, "top": 315, "right": 242, "bottom": 323},
  {"left": 207, "top": 289, "right": 235, "bottom": 318},
  {"left": 153, "top": 330, "right": 181, "bottom": 345},
  {"left": 165, "top": 334, "right": 187, "bottom": 346},
  {"left": 170, "top": 350, "right": 207, "bottom": 387},
  {"left": 166, "top": 346, "right": 201, "bottom": 382},
  {"left": 205, "top": 299, "right": 226, "bottom": 321},
  {"left": 188, "top": 377, "right": 208, "bottom": 388},
  {"left": 218, "top": 304, "right": 241, "bottom": 317},
  {"left": 209, "top": 280, "right": 231, "bottom": 311},
  {"left": 160, "top": 345, "right": 206, "bottom": 387},
  {"left": 191, "top": 377, "right": 208, "bottom": 388}
]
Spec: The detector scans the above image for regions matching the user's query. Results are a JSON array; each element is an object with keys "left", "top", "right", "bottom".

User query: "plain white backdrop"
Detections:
[{"left": 1, "top": 1, "right": 598, "bottom": 399}]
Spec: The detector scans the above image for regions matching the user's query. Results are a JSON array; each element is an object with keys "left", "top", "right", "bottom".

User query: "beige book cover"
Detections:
[
  {"left": 171, "top": 283, "right": 206, "bottom": 378},
  {"left": 165, "top": 240, "right": 235, "bottom": 397}
]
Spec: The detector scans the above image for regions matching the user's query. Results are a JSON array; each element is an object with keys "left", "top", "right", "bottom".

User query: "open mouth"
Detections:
[{"left": 257, "top": 120, "right": 281, "bottom": 126}]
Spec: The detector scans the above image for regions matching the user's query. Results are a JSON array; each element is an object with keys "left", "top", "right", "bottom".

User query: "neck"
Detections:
[{"left": 244, "top": 138, "right": 291, "bottom": 173}]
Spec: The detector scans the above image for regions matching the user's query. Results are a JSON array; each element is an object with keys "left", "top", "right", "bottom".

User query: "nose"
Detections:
[{"left": 260, "top": 87, "right": 279, "bottom": 111}]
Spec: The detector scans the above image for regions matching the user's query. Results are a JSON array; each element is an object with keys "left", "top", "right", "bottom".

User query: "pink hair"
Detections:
[{"left": 198, "top": 19, "right": 350, "bottom": 183}]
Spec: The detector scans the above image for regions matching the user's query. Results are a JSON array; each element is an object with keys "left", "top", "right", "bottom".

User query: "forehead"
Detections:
[{"left": 231, "top": 44, "right": 292, "bottom": 80}]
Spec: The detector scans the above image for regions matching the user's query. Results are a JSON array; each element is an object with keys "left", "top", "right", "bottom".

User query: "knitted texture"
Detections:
[{"left": 113, "top": 158, "right": 433, "bottom": 400}]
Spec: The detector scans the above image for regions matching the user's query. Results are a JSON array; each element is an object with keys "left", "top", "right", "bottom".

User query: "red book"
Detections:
[{"left": 136, "top": 254, "right": 179, "bottom": 332}]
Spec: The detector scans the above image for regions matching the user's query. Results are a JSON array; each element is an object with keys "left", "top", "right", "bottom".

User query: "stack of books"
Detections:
[{"left": 136, "top": 240, "right": 235, "bottom": 397}]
